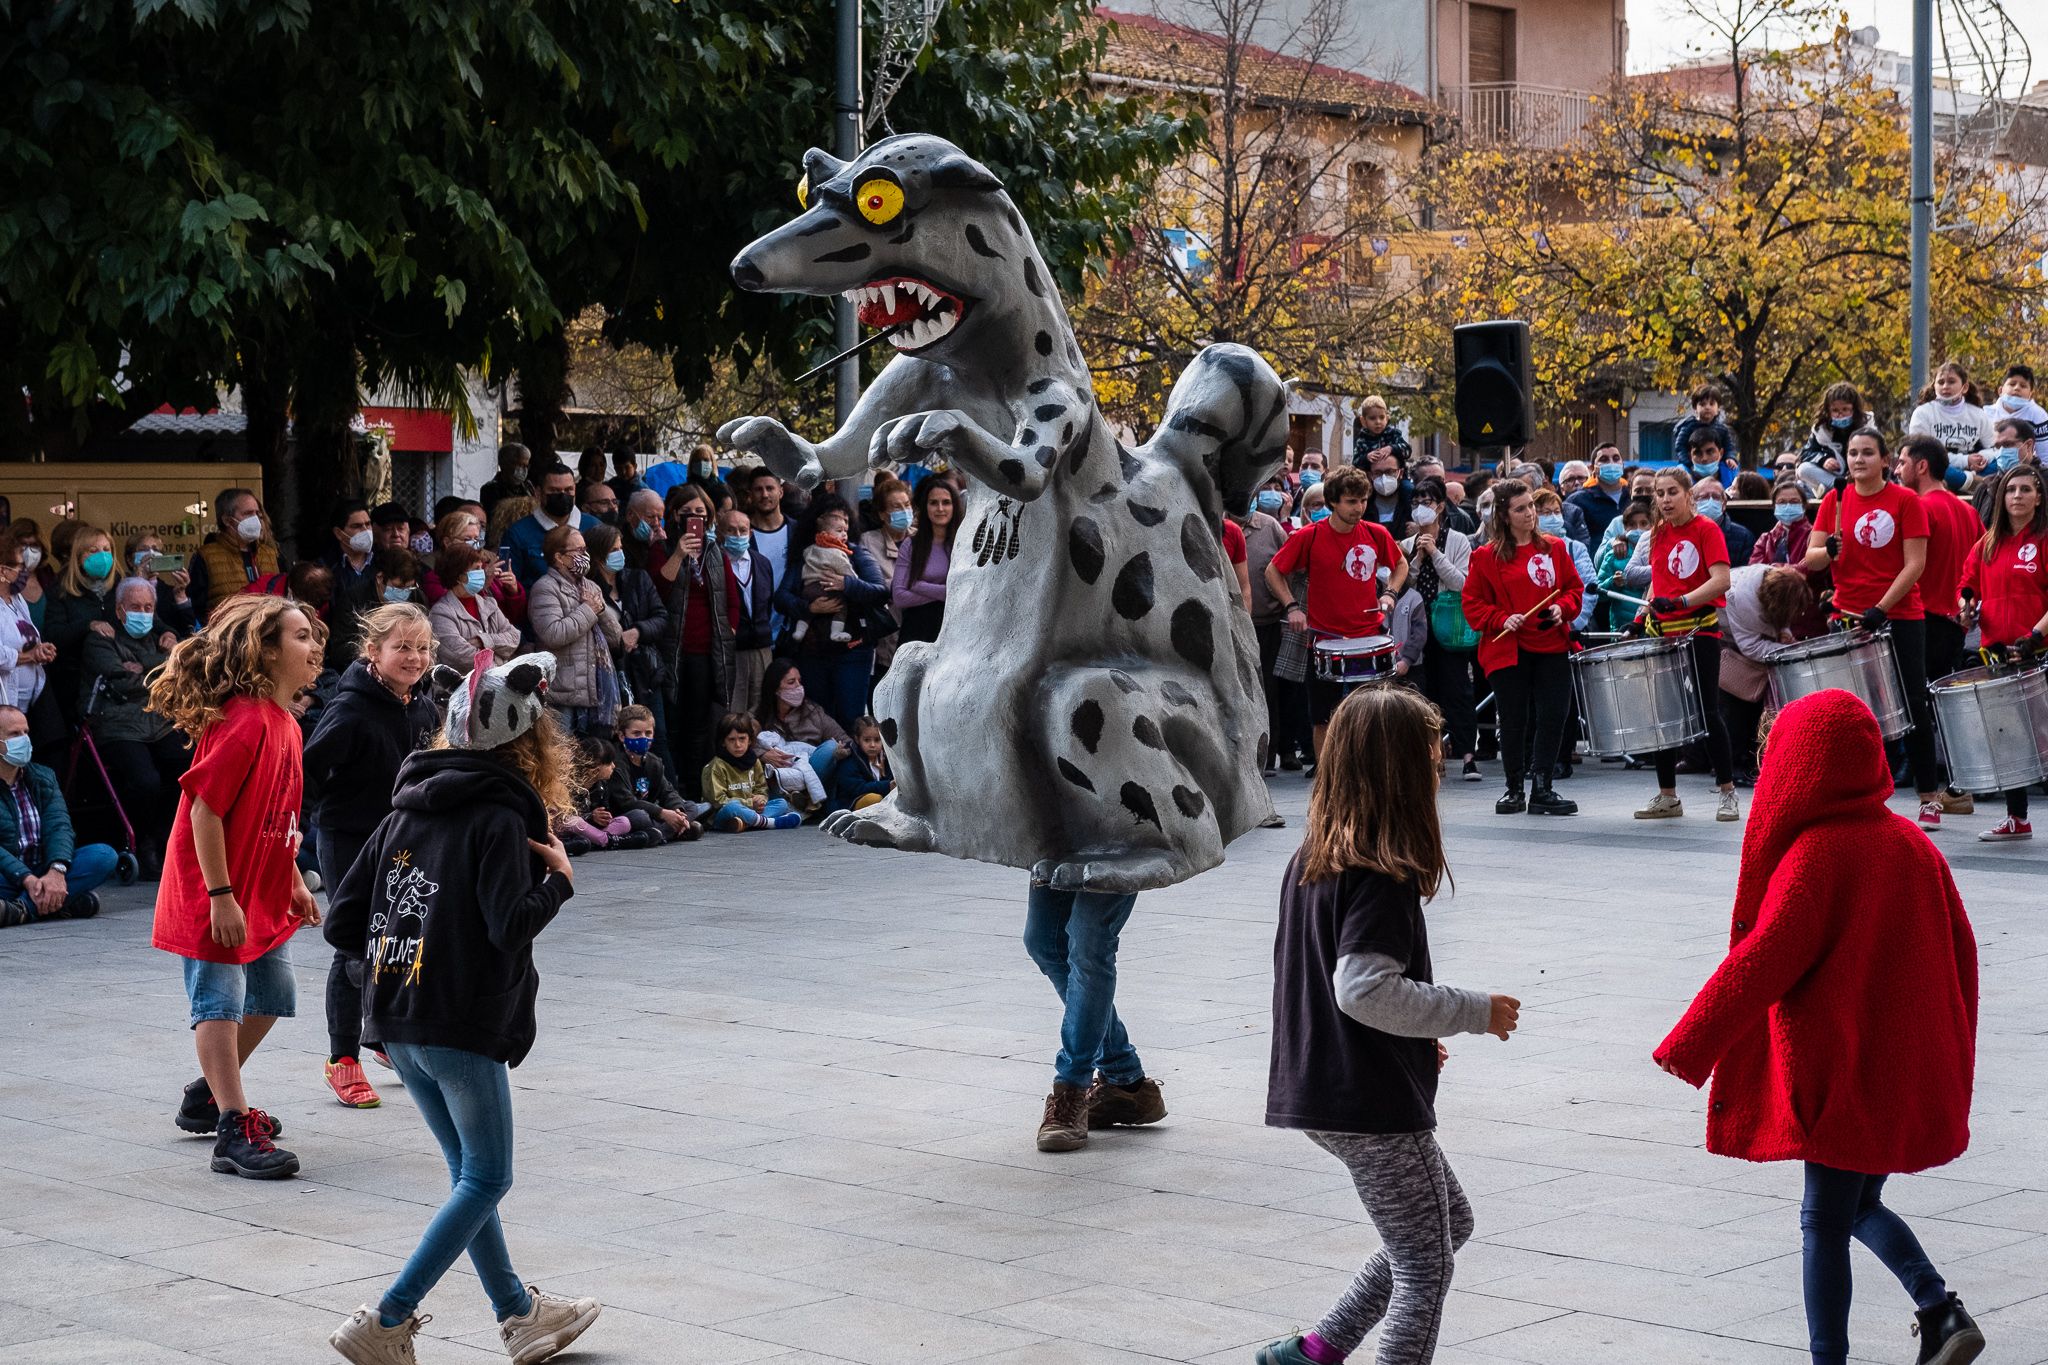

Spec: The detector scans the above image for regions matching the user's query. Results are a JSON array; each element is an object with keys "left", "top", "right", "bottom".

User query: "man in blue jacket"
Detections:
[
  {"left": 503, "top": 464, "right": 599, "bottom": 588},
  {"left": 0, "top": 705, "right": 115, "bottom": 926}
]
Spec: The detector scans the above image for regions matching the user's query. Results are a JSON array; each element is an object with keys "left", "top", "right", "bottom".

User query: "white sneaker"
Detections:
[
  {"left": 500, "top": 1286, "right": 601, "bottom": 1364},
  {"left": 1716, "top": 789, "right": 1741, "bottom": 822},
  {"left": 1634, "top": 793, "right": 1684, "bottom": 819},
  {"left": 303, "top": 868, "right": 324, "bottom": 893},
  {"left": 330, "top": 1307, "right": 428, "bottom": 1365}
]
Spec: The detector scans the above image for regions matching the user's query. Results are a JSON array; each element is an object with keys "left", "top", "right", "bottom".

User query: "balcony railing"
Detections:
[{"left": 1451, "top": 82, "right": 1597, "bottom": 149}]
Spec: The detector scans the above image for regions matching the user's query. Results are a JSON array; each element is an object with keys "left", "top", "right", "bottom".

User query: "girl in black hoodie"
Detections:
[
  {"left": 303, "top": 603, "right": 440, "bottom": 1111},
  {"left": 323, "top": 651, "right": 603, "bottom": 1365}
]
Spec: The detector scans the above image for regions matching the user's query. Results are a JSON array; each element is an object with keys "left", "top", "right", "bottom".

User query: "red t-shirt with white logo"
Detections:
[
  {"left": 1815, "top": 483, "right": 1929, "bottom": 620},
  {"left": 1959, "top": 532, "right": 2048, "bottom": 646},
  {"left": 1462, "top": 535, "right": 1584, "bottom": 672},
  {"left": 1648, "top": 515, "right": 1730, "bottom": 621},
  {"left": 1917, "top": 487, "right": 1984, "bottom": 619},
  {"left": 152, "top": 696, "right": 306, "bottom": 965},
  {"left": 1271, "top": 517, "right": 1400, "bottom": 638}
]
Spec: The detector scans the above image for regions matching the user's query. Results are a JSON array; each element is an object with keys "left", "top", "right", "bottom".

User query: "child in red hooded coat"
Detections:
[{"left": 1654, "top": 688, "right": 1982, "bottom": 1365}]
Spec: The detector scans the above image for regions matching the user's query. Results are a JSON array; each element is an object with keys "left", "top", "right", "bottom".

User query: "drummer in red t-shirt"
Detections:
[
  {"left": 1631, "top": 467, "right": 1741, "bottom": 823},
  {"left": 1462, "top": 481, "right": 1582, "bottom": 816},
  {"left": 1803, "top": 428, "right": 1946, "bottom": 825},
  {"left": 1959, "top": 464, "right": 2048, "bottom": 841},
  {"left": 1264, "top": 466, "right": 1406, "bottom": 760},
  {"left": 1899, "top": 433, "right": 1989, "bottom": 820}
]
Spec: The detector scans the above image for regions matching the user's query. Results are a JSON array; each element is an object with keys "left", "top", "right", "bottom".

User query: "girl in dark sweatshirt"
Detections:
[{"left": 323, "top": 650, "right": 603, "bottom": 1365}]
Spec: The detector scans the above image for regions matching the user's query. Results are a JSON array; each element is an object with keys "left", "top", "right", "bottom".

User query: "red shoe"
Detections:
[
  {"left": 1917, "top": 802, "right": 1943, "bottom": 830},
  {"left": 324, "top": 1057, "right": 382, "bottom": 1108},
  {"left": 1979, "top": 817, "right": 2032, "bottom": 842}
]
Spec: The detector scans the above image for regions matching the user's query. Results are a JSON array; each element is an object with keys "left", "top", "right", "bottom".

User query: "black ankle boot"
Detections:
[
  {"left": 1529, "top": 779, "right": 1578, "bottom": 816},
  {"left": 1913, "top": 1293, "right": 1984, "bottom": 1365},
  {"left": 1495, "top": 786, "right": 1526, "bottom": 815}
]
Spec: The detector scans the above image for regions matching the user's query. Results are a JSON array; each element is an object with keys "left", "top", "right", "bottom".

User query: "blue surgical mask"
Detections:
[
  {"left": 2, "top": 735, "right": 31, "bottom": 768},
  {"left": 82, "top": 551, "right": 114, "bottom": 581},
  {"left": 382, "top": 585, "right": 412, "bottom": 603},
  {"left": 123, "top": 610, "right": 155, "bottom": 638},
  {"left": 622, "top": 735, "right": 653, "bottom": 756},
  {"left": 1308, "top": 507, "right": 1331, "bottom": 523},
  {"left": 464, "top": 568, "right": 488, "bottom": 594},
  {"left": 2001, "top": 393, "right": 2026, "bottom": 412},
  {"left": 1597, "top": 463, "right": 1622, "bottom": 485},
  {"left": 722, "top": 534, "right": 751, "bottom": 556},
  {"left": 1691, "top": 461, "right": 1721, "bottom": 478},
  {"left": 1698, "top": 499, "right": 1724, "bottom": 522},
  {"left": 1625, "top": 528, "right": 1645, "bottom": 543},
  {"left": 1299, "top": 469, "right": 1322, "bottom": 487},
  {"left": 1831, "top": 415, "right": 1854, "bottom": 430},
  {"left": 604, "top": 548, "right": 627, "bottom": 573},
  {"left": 631, "top": 519, "right": 652, "bottom": 542},
  {"left": 1993, "top": 449, "right": 2021, "bottom": 472},
  {"left": 1773, "top": 503, "right": 1804, "bottom": 525},
  {"left": 1537, "top": 514, "right": 1566, "bottom": 535},
  {"left": 858, "top": 484, "right": 874, "bottom": 502},
  {"left": 1257, "top": 490, "right": 1284, "bottom": 513},
  {"left": 888, "top": 509, "right": 913, "bottom": 532}
]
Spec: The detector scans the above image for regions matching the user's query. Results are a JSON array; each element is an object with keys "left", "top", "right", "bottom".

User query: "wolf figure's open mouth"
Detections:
[{"left": 842, "top": 277, "right": 967, "bottom": 351}]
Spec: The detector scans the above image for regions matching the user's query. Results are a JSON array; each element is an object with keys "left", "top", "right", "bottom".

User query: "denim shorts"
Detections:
[{"left": 182, "top": 941, "right": 297, "bottom": 1027}]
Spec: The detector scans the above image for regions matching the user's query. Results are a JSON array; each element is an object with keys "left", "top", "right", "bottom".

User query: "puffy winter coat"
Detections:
[
  {"left": 525, "top": 569, "right": 623, "bottom": 709},
  {"left": 1655, "top": 689, "right": 1977, "bottom": 1174}
]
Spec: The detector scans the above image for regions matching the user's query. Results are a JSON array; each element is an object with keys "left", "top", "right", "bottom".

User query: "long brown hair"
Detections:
[
  {"left": 1486, "top": 481, "right": 1543, "bottom": 563},
  {"left": 146, "top": 595, "right": 327, "bottom": 739},
  {"left": 1299, "top": 685, "right": 1450, "bottom": 897},
  {"left": 1649, "top": 466, "right": 1695, "bottom": 535},
  {"left": 907, "top": 476, "right": 961, "bottom": 581},
  {"left": 1979, "top": 464, "right": 2048, "bottom": 561}
]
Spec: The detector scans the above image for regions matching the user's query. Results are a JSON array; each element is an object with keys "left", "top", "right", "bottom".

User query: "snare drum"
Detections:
[
  {"left": 1570, "top": 636, "right": 1706, "bottom": 757},
  {"left": 1313, "top": 635, "right": 1397, "bottom": 686},
  {"left": 1765, "top": 630, "right": 1910, "bottom": 740},
  {"left": 1928, "top": 664, "right": 2048, "bottom": 793}
]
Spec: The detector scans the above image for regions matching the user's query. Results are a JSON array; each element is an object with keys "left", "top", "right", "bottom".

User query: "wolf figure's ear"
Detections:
[{"left": 928, "top": 153, "right": 1003, "bottom": 193}]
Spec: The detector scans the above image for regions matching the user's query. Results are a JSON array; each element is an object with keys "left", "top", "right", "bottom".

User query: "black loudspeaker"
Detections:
[{"left": 1453, "top": 320, "right": 1536, "bottom": 448}]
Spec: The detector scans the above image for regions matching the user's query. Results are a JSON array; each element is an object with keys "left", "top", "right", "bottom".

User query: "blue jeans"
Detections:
[
  {"left": 1022, "top": 885, "right": 1144, "bottom": 1088},
  {"left": 379, "top": 1043, "right": 533, "bottom": 1325},
  {"left": 797, "top": 647, "right": 876, "bottom": 736},
  {"left": 1, "top": 842, "right": 118, "bottom": 903},
  {"left": 1802, "top": 1163, "right": 1948, "bottom": 1365},
  {"left": 711, "top": 798, "right": 793, "bottom": 829}
]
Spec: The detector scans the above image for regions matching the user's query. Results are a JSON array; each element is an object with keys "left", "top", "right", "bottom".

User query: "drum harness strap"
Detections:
[{"left": 1644, "top": 608, "right": 1719, "bottom": 638}]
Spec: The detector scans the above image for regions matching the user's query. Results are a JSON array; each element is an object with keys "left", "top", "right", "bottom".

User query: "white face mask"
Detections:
[
  {"left": 1411, "top": 505, "right": 1438, "bottom": 526},
  {"left": 1372, "top": 475, "right": 1399, "bottom": 496},
  {"left": 18, "top": 547, "right": 40, "bottom": 573},
  {"left": 346, "top": 529, "right": 373, "bottom": 555},
  {"left": 234, "top": 514, "right": 263, "bottom": 542}
]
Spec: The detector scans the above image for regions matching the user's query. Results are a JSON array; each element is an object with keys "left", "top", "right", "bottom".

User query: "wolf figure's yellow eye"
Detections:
[
  {"left": 855, "top": 178, "right": 904, "bottom": 225},
  {"left": 797, "top": 173, "right": 810, "bottom": 209}
]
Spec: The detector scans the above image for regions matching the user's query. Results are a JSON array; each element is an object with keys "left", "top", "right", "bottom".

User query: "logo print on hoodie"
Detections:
[{"left": 368, "top": 850, "right": 440, "bottom": 986}]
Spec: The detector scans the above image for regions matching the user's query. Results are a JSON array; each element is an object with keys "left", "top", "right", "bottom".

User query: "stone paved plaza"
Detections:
[{"left": 2, "top": 762, "right": 2044, "bottom": 1365}]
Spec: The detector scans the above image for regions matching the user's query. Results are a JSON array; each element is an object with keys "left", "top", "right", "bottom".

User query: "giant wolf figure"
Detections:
[{"left": 720, "top": 134, "right": 1290, "bottom": 893}]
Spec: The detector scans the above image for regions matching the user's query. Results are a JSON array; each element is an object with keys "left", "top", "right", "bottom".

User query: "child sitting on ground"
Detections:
[
  {"left": 612, "top": 704, "right": 702, "bottom": 841},
  {"left": 788, "top": 531, "right": 856, "bottom": 645},
  {"left": 703, "top": 712, "right": 802, "bottom": 831},
  {"left": 557, "top": 737, "right": 646, "bottom": 854},
  {"left": 826, "top": 716, "right": 895, "bottom": 813}
]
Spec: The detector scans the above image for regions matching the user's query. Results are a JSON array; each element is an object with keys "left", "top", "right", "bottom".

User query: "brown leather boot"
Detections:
[
  {"left": 1035, "top": 1082, "right": 1089, "bottom": 1152},
  {"left": 1086, "top": 1076, "right": 1167, "bottom": 1130}
]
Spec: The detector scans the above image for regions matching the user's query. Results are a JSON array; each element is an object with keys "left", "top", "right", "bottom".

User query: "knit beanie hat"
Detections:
[{"left": 441, "top": 649, "right": 555, "bottom": 750}]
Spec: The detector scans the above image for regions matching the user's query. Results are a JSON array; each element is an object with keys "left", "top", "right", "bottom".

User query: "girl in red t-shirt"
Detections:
[
  {"left": 1960, "top": 464, "right": 2048, "bottom": 841},
  {"left": 1635, "top": 468, "right": 1740, "bottom": 823},
  {"left": 1803, "top": 429, "right": 1946, "bottom": 824},
  {"left": 148, "top": 595, "right": 327, "bottom": 1180},
  {"left": 1462, "top": 483, "right": 1581, "bottom": 817}
]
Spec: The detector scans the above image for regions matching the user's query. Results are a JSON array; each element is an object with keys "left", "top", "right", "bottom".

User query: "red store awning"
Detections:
[{"left": 361, "top": 406, "right": 453, "bottom": 453}]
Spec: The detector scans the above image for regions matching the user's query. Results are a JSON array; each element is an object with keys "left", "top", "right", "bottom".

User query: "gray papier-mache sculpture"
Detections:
[{"left": 719, "top": 134, "right": 1289, "bottom": 893}]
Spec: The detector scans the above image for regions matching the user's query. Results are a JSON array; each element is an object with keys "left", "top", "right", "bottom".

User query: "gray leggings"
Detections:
[{"left": 1308, "top": 1130, "right": 1474, "bottom": 1363}]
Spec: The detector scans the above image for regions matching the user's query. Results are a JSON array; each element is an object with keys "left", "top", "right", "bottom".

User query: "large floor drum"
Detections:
[
  {"left": 1930, "top": 665, "right": 2048, "bottom": 793},
  {"left": 1766, "top": 630, "right": 1911, "bottom": 740},
  {"left": 1572, "top": 636, "right": 1705, "bottom": 758}
]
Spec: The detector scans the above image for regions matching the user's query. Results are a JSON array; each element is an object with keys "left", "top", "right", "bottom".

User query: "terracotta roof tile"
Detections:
[{"left": 1094, "top": 8, "right": 1432, "bottom": 119}]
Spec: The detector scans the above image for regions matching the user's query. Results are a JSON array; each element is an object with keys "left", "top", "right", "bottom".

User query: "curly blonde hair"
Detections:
[
  {"left": 146, "top": 595, "right": 327, "bottom": 739},
  {"left": 431, "top": 706, "right": 583, "bottom": 819}
]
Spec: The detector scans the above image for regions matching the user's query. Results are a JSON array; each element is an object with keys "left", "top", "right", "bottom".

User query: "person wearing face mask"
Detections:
[
  {"left": 1679, "top": 425, "right": 1737, "bottom": 493},
  {"left": 778, "top": 494, "right": 893, "bottom": 735},
  {"left": 1294, "top": 482, "right": 1329, "bottom": 529},
  {"left": 585, "top": 523, "right": 670, "bottom": 748},
  {"left": 504, "top": 464, "right": 600, "bottom": 589},
  {"left": 659, "top": 498, "right": 773, "bottom": 801},
  {"left": 1531, "top": 490, "right": 1598, "bottom": 630},
  {"left": 1568, "top": 443, "right": 1632, "bottom": 540},
  {"left": 527, "top": 524, "right": 623, "bottom": 736},
  {"left": 858, "top": 476, "right": 914, "bottom": 683},
  {"left": 1993, "top": 363, "right": 2048, "bottom": 426},
  {"left": 1906, "top": 361, "right": 1997, "bottom": 459},
  {"left": 1800, "top": 382, "right": 1874, "bottom": 470},
  {"left": 620, "top": 490, "right": 667, "bottom": 575},
  {"left": 77, "top": 577, "right": 186, "bottom": 878},
  {"left": 189, "top": 488, "right": 279, "bottom": 622},
  {"left": 1973, "top": 418, "right": 2036, "bottom": 525},
  {"left": 1296, "top": 451, "right": 1326, "bottom": 493},
  {"left": 120, "top": 533, "right": 196, "bottom": 639},
  {"left": 322, "top": 500, "right": 378, "bottom": 598},
  {"left": 1691, "top": 479, "right": 1753, "bottom": 565},
  {"left": 324, "top": 548, "right": 424, "bottom": 675},
  {"left": 1363, "top": 448, "right": 1412, "bottom": 533},
  {"left": 578, "top": 478, "right": 621, "bottom": 529},
  {"left": 1400, "top": 478, "right": 1481, "bottom": 781},
  {"left": 0, "top": 534, "right": 54, "bottom": 730},
  {"left": 753, "top": 658, "right": 852, "bottom": 811},
  {"left": 1594, "top": 499, "right": 1654, "bottom": 632},
  {"left": 428, "top": 542, "right": 521, "bottom": 669},
  {"left": 6, "top": 518, "right": 53, "bottom": 634},
  {"left": 477, "top": 441, "right": 535, "bottom": 516},
  {"left": 1749, "top": 480, "right": 1832, "bottom": 637},
  {"left": 0, "top": 702, "right": 116, "bottom": 927},
  {"left": 45, "top": 524, "right": 125, "bottom": 734}
]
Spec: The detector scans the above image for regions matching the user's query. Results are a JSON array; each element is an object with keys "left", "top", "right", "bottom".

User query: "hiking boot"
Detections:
[
  {"left": 58, "top": 891, "right": 99, "bottom": 919},
  {"left": 329, "top": 1306, "right": 428, "bottom": 1365},
  {"left": 211, "top": 1108, "right": 299, "bottom": 1179},
  {"left": 1919, "top": 801, "right": 1944, "bottom": 830},
  {"left": 1254, "top": 1337, "right": 1317, "bottom": 1365},
  {"left": 1087, "top": 1076, "right": 1167, "bottom": 1130},
  {"left": 1716, "top": 789, "right": 1742, "bottom": 822},
  {"left": 562, "top": 836, "right": 595, "bottom": 856},
  {"left": 177, "top": 1079, "right": 281, "bottom": 1137},
  {"left": 1528, "top": 780, "right": 1577, "bottom": 816},
  {"left": 1494, "top": 786, "right": 1526, "bottom": 815},
  {"left": 1978, "top": 817, "right": 2032, "bottom": 842},
  {"left": 325, "top": 1057, "right": 382, "bottom": 1109},
  {"left": 1937, "top": 789, "right": 1975, "bottom": 815},
  {"left": 0, "top": 897, "right": 34, "bottom": 928},
  {"left": 1462, "top": 757, "right": 1481, "bottom": 782},
  {"left": 1913, "top": 1292, "right": 1985, "bottom": 1365},
  {"left": 499, "top": 1285, "right": 602, "bottom": 1364},
  {"left": 1035, "top": 1082, "right": 1090, "bottom": 1152},
  {"left": 1635, "top": 793, "right": 1684, "bottom": 819}
]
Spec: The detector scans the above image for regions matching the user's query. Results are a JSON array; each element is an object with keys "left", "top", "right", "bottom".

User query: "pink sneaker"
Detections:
[
  {"left": 1918, "top": 802, "right": 1943, "bottom": 829},
  {"left": 1979, "top": 817, "right": 2032, "bottom": 842}
]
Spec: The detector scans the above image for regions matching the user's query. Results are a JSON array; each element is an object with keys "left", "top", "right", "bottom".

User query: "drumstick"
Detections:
[
  {"left": 1493, "top": 588, "right": 1561, "bottom": 642},
  {"left": 1604, "top": 588, "right": 1649, "bottom": 608}
]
